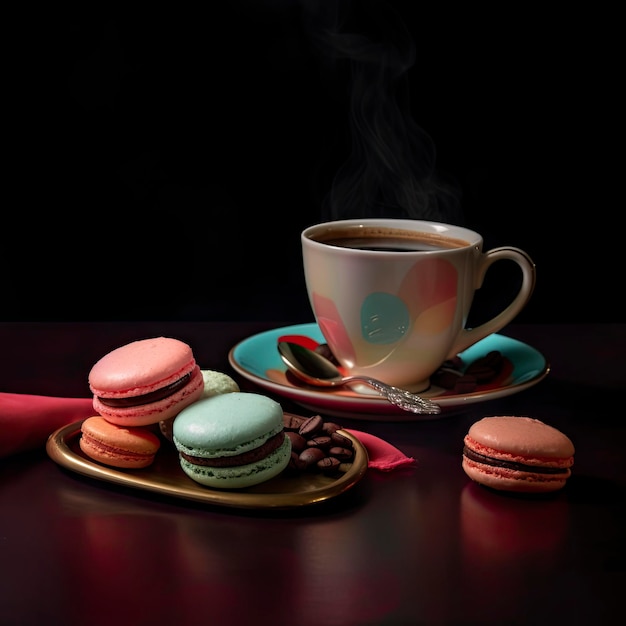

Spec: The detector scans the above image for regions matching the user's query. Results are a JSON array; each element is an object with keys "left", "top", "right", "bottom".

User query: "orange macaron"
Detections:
[
  {"left": 462, "top": 416, "right": 575, "bottom": 493},
  {"left": 80, "top": 416, "right": 161, "bottom": 469}
]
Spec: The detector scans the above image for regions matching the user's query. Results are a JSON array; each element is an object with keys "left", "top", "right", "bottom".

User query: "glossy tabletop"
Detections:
[{"left": 1, "top": 322, "right": 624, "bottom": 626}]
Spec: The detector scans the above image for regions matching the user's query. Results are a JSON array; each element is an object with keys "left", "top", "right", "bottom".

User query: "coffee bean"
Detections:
[
  {"left": 298, "top": 447, "right": 326, "bottom": 469},
  {"left": 432, "top": 369, "right": 463, "bottom": 389},
  {"left": 285, "top": 431, "right": 307, "bottom": 452},
  {"left": 328, "top": 446, "right": 354, "bottom": 461},
  {"left": 317, "top": 456, "right": 341, "bottom": 472},
  {"left": 464, "top": 365, "right": 495, "bottom": 383},
  {"left": 283, "top": 414, "right": 305, "bottom": 431},
  {"left": 330, "top": 431, "right": 353, "bottom": 448},
  {"left": 307, "top": 435, "right": 332, "bottom": 449},
  {"left": 466, "top": 351, "right": 503, "bottom": 379},
  {"left": 453, "top": 374, "right": 477, "bottom": 393},
  {"left": 483, "top": 350, "right": 504, "bottom": 368},
  {"left": 298, "top": 415, "right": 324, "bottom": 437},
  {"left": 431, "top": 351, "right": 504, "bottom": 391},
  {"left": 322, "top": 421, "right": 341, "bottom": 434},
  {"left": 288, "top": 451, "right": 307, "bottom": 471}
]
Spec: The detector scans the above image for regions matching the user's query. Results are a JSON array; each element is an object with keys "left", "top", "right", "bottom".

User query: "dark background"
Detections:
[{"left": 4, "top": 2, "right": 621, "bottom": 323}]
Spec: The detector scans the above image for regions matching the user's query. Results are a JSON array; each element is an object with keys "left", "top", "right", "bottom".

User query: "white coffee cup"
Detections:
[{"left": 301, "top": 218, "right": 536, "bottom": 392}]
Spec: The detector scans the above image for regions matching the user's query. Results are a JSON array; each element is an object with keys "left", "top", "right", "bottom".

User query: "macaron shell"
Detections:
[
  {"left": 179, "top": 436, "right": 291, "bottom": 489},
  {"left": 93, "top": 365, "right": 204, "bottom": 426},
  {"left": 462, "top": 457, "right": 570, "bottom": 493},
  {"left": 89, "top": 337, "right": 198, "bottom": 397},
  {"left": 466, "top": 416, "right": 575, "bottom": 463},
  {"left": 462, "top": 416, "right": 574, "bottom": 493},
  {"left": 201, "top": 369, "right": 240, "bottom": 397},
  {"left": 79, "top": 416, "right": 161, "bottom": 469},
  {"left": 173, "top": 393, "right": 284, "bottom": 457}
]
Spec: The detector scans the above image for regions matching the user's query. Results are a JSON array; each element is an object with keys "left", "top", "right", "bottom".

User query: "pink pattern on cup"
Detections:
[
  {"left": 311, "top": 293, "right": 356, "bottom": 364},
  {"left": 398, "top": 258, "right": 458, "bottom": 333}
]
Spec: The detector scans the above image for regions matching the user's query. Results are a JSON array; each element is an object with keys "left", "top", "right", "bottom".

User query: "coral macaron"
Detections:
[
  {"left": 173, "top": 392, "right": 291, "bottom": 489},
  {"left": 80, "top": 416, "right": 161, "bottom": 469},
  {"left": 89, "top": 337, "right": 204, "bottom": 427},
  {"left": 462, "top": 416, "right": 575, "bottom": 493}
]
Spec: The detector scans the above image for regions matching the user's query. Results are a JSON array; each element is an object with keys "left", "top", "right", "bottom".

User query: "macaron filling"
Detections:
[
  {"left": 180, "top": 431, "right": 286, "bottom": 467},
  {"left": 81, "top": 435, "right": 156, "bottom": 462},
  {"left": 179, "top": 437, "right": 292, "bottom": 488},
  {"left": 463, "top": 446, "right": 570, "bottom": 475},
  {"left": 96, "top": 372, "right": 192, "bottom": 407},
  {"left": 174, "top": 422, "right": 284, "bottom": 460}
]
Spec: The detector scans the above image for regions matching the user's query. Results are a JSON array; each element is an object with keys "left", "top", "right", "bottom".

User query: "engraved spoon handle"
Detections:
[{"left": 343, "top": 376, "right": 441, "bottom": 415}]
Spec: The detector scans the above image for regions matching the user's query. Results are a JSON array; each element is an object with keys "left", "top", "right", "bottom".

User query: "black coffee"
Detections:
[{"left": 312, "top": 226, "right": 469, "bottom": 252}]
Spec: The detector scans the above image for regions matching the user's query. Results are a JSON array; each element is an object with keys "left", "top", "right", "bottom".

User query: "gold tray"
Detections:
[{"left": 46, "top": 415, "right": 368, "bottom": 510}]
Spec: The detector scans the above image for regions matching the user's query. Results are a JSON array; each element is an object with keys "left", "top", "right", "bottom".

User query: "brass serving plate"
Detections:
[{"left": 46, "top": 415, "right": 368, "bottom": 510}]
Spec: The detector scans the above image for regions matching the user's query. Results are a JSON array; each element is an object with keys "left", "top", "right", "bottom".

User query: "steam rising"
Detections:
[{"left": 301, "top": 0, "right": 462, "bottom": 222}]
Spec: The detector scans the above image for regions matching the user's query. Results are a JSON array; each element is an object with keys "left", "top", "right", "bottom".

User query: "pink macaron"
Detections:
[
  {"left": 89, "top": 337, "right": 204, "bottom": 427},
  {"left": 462, "top": 416, "right": 575, "bottom": 493},
  {"left": 80, "top": 416, "right": 161, "bottom": 469}
]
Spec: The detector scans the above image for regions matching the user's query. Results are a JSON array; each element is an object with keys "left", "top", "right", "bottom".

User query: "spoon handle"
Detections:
[{"left": 344, "top": 376, "right": 441, "bottom": 415}]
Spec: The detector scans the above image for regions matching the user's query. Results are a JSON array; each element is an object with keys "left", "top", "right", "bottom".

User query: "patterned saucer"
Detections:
[{"left": 228, "top": 323, "right": 549, "bottom": 421}]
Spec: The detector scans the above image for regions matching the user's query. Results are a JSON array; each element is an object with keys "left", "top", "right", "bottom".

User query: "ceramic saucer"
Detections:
[{"left": 228, "top": 323, "right": 550, "bottom": 421}]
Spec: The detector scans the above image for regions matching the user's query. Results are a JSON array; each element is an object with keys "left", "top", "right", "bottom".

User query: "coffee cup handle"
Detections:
[{"left": 448, "top": 246, "right": 536, "bottom": 359}]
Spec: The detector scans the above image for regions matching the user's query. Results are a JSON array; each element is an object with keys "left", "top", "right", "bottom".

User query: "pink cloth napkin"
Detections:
[
  {"left": 347, "top": 429, "right": 417, "bottom": 471},
  {"left": 0, "top": 393, "right": 417, "bottom": 471},
  {"left": 0, "top": 393, "right": 95, "bottom": 459}
]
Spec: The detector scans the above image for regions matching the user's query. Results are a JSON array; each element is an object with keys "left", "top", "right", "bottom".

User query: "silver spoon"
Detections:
[{"left": 277, "top": 341, "right": 441, "bottom": 415}]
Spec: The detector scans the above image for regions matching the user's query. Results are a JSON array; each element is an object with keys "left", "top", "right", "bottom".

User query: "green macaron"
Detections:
[{"left": 173, "top": 392, "right": 291, "bottom": 489}]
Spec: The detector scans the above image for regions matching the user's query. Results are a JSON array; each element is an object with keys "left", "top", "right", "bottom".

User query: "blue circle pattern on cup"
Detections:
[{"left": 361, "top": 293, "right": 410, "bottom": 345}]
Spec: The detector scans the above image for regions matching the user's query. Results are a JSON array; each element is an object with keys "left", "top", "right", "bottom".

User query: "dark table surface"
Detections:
[{"left": 1, "top": 321, "right": 624, "bottom": 626}]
